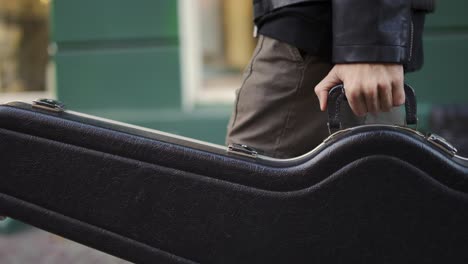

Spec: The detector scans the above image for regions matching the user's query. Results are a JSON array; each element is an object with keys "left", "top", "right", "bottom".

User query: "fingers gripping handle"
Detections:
[{"left": 327, "top": 84, "right": 418, "bottom": 134}]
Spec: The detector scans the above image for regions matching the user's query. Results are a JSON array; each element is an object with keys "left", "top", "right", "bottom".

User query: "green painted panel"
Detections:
[
  {"left": 139, "top": 116, "right": 230, "bottom": 145},
  {"left": 83, "top": 107, "right": 232, "bottom": 145},
  {"left": 406, "top": 34, "right": 468, "bottom": 104},
  {"left": 56, "top": 46, "right": 181, "bottom": 110},
  {"left": 425, "top": 0, "right": 468, "bottom": 29},
  {"left": 52, "top": 0, "right": 178, "bottom": 42}
]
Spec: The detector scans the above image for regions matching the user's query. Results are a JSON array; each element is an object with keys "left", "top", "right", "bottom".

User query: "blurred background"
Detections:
[{"left": 0, "top": 0, "right": 467, "bottom": 263}]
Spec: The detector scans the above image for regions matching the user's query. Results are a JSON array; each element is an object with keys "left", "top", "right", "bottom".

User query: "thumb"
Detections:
[{"left": 314, "top": 68, "right": 341, "bottom": 111}]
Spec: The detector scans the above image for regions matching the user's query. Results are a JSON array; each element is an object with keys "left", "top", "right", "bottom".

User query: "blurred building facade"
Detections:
[
  {"left": 0, "top": 0, "right": 49, "bottom": 92},
  {"left": 52, "top": 0, "right": 256, "bottom": 144}
]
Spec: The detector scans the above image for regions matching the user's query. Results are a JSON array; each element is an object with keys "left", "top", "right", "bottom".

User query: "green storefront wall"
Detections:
[
  {"left": 52, "top": 0, "right": 468, "bottom": 145},
  {"left": 406, "top": 0, "right": 468, "bottom": 125},
  {"left": 52, "top": 0, "right": 230, "bottom": 144}
]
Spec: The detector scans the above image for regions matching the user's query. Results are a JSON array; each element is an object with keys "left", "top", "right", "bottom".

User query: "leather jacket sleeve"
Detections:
[
  {"left": 412, "top": 0, "right": 435, "bottom": 12},
  {"left": 332, "top": 0, "right": 412, "bottom": 64}
]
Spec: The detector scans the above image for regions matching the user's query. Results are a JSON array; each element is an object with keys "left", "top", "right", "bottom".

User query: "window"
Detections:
[
  {"left": 179, "top": 0, "right": 255, "bottom": 109},
  {"left": 0, "top": 0, "right": 53, "bottom": 103}
]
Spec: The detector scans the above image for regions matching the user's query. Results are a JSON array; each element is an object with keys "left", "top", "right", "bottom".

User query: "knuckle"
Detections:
[
  {"left": 314, "top": 82, "right": 324, "bottom": 91},
  {"left": 345, "top": 82, "right": 358, "bottom": 90},
  {"left": 363, "top": 81, "right": 374, "bottom": 89},
  {"left": 314, "top": 86, "right": 320, "bottom": 94},
  {"left": 378, "top": 82, "right": 390, "bottom": 91},
  {"left": 350, "top": 106, "right": 362, "bottom": 116},
  {"left": 394, "top": 74, "right": 404, "bottom": 83},
  {"left": 365, "top": 87, "right": 377, "bottom": 97},
  {"left": 394, "top": 94, "right": 406, "bottom": 106},
  {"left": 347, "top": 90, "right": 360, "bottom": 101}
]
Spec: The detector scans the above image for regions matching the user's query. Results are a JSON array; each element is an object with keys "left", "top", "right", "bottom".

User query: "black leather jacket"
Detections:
[{"left": 254, "top": 0, "right": 435, "bottom": 71}]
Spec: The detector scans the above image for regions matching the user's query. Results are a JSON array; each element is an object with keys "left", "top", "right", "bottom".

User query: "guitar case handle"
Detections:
[{"left": 327, "top": 83, "right": 418, "bottom": 134}]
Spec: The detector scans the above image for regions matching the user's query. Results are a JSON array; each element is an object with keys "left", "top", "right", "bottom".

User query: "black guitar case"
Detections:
[{"left": 0, "top": 85, "right": 467, "bottom": 264}]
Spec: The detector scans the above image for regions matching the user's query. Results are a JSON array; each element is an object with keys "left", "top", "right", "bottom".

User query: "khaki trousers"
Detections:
[{"left": 226, "top": 35, "right": 402, "bottom": 159}]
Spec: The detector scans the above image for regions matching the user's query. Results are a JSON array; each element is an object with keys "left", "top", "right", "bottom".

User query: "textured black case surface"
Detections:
[{"left": 1, "top": 103, "right": 468, "bottom": 264}]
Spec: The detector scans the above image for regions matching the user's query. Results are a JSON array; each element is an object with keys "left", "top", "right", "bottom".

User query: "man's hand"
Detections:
[{"left": 314, "top": 63, "right": 405, "bottom": 116}]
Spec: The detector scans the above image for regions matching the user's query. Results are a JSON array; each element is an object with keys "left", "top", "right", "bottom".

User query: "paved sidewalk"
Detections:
[{"left": 0, "top": 228, "right": 130, "bottom": 264}]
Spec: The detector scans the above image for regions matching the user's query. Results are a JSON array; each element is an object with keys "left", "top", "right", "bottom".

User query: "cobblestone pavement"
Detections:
[{"left": 0, "top": 228, "right": 131, "bottom": 264}]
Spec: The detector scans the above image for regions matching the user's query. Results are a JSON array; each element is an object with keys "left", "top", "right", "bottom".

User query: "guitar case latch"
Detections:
[{"left": 227, "top": 143, "right": 258, "bottom": 159}]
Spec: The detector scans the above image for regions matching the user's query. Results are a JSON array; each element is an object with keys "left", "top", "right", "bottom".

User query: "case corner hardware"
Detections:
[
  {"left": 32, "top": 98, "right": 65, "bottom": 113},
  {"left": 427, "top": 133, "right": 458, "bottom": 156},
  {"left": 227, "top": 143, "right": 258, "bottom": 159}
]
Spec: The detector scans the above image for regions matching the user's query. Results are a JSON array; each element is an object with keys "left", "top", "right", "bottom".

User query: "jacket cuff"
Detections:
[
  {"left": 332, "top": 45, "right": 407, "bottom": 64},
  {"left": 412, "top": 0, "right": 436, "bottom": 12}
]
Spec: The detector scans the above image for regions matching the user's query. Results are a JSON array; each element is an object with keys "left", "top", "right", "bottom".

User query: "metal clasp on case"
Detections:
[
  {"left": 32, "top": 98, "right": 65, "bottom": 113},
  {"left": 427, "top": 133, "right": 458, "bottom": 156},
  {"left": 227, "top": 143, "right": 258, "bottom": 159}
]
